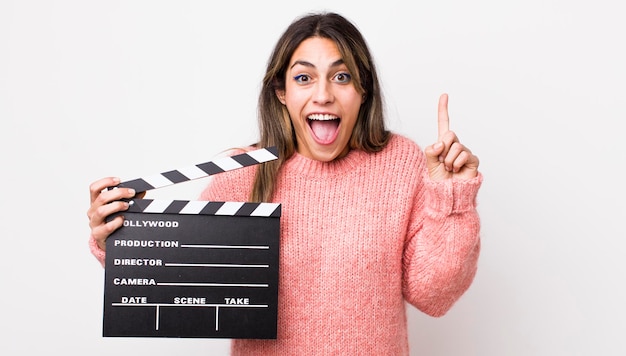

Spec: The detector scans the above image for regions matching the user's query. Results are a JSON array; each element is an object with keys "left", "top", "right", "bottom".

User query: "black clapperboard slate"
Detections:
[{"left": 102, "top": 147, "right": 280, "bottom": 339}]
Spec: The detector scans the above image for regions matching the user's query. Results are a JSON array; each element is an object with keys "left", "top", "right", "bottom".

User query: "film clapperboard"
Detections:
[{"left": 103, "top": 147, "right": 280, "bottom": 339}]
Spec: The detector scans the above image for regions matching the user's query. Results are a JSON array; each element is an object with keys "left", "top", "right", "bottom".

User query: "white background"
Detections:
[{"left": 1, "top": 1, "right": 624, "bottom": 355}]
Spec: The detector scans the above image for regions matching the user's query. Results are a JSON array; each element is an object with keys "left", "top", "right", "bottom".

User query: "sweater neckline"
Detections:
[{"left": 283, "top": 149, "right": 368, "bottom": 178}]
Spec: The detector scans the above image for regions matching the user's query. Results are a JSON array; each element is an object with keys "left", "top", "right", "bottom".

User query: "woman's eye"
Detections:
[
  {"left": 334, "top": 72, "right": 352, "bottom": 83},
  {"left": 294, "top": 74, "right": 310, "bottom": 84}
]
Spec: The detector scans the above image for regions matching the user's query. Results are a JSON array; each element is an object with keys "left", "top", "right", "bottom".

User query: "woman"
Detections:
[{"left": 88, "top": 11, "right": 482, "bottom": 355}]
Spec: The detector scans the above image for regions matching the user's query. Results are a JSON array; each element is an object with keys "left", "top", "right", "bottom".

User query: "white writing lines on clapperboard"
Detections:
[
  {"left": 111, "top": 227, "right": 273, "bottom": 330},
  {"left": 111, "top": 300, "right": 268, "bottom": 331}
]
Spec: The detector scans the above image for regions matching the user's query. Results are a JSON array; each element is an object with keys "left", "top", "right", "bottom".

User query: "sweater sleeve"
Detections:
[
  {"left": 89, "top": 234, "right": 106, "bottom": 268},
  {"left": 402, "top": 170, "right": 483, "bottom": 317}
]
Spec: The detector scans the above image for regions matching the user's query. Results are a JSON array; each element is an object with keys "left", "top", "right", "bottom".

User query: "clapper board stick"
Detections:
[{"left": 115, "top": 146, "right": 278, "bottom": 194}]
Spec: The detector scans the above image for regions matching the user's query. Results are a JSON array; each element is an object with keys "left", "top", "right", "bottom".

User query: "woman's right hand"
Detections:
[{"left": 87, "top": 177, "right": 138, "bottom": 251}]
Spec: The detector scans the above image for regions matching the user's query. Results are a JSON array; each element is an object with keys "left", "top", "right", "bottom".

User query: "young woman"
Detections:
[{"left": 88, "top": 12, "right": 482, "bottom": 355}]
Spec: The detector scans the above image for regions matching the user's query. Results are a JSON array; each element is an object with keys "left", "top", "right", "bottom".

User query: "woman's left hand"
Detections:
[{"left": 424, "top": 93, "right": 479, "bottom": 181}]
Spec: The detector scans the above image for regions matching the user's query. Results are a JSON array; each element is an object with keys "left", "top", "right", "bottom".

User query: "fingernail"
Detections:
[
  {"left": 438, "top": 155, "right": 444, "bottom": 163},
  {"left": 128, "top": 189, "right": 135, "bottom": 196}
]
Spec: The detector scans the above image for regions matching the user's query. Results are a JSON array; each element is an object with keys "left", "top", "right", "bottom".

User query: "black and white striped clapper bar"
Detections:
[{"left": 103, "top": 147, "right": 281, "bottom": 339}]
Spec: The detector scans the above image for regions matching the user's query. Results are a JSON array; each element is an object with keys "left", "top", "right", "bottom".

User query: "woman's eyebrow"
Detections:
[{"left": 290, "top": 59, "right": 345, "bottom": 70}]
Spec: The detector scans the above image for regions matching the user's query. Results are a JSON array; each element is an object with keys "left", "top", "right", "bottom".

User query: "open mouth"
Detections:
[{"left": 307, "top": 114, "right": 340, "bottom": 144}]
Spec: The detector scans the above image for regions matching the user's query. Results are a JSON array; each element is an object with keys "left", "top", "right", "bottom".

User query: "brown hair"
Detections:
[{"left": 251, "top": 12, "right": 390, "bottom": 202}]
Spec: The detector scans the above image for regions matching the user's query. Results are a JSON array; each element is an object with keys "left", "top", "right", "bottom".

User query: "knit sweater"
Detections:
[{"left": 89, "top": 134, "right": 482, "bottom": 355}]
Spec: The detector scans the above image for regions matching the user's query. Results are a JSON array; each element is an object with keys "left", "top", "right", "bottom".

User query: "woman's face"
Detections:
[{"left": 277, "top": 36, "right": 363, "bottom": 162}]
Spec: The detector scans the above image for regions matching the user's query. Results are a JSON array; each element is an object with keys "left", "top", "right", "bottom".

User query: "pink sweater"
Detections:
[{"left": 90, "top": 134, "right": 482, "bottom": 355}]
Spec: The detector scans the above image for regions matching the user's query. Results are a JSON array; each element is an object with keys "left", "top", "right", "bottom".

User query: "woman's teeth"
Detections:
[{"left": 308, "top": 114, "right": 339, "bottom": 121}]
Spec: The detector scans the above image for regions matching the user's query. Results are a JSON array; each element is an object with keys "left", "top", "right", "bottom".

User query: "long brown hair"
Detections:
[{"left": 251, "top": 12, "right": 390, "bottom": 202}]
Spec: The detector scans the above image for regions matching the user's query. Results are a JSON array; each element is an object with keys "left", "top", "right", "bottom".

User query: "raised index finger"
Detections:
[{"left": 438, "top": 93, "right": 450, "bottom": 141}]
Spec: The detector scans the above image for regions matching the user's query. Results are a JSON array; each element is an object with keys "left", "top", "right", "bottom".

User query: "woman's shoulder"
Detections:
[
  {"left": 379, "top": 133, "right": 425, "bottom": 161},
  {"left": 352, "top": 133, "right": 427, "bottom": 188},
  {"left": 388, "top": 132, "right": 422, "bottom": 148}
]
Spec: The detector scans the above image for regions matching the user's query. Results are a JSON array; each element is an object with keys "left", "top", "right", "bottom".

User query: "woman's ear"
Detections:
[{"left": 276, "top": 89, "right": 286, "bottom": 105}]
